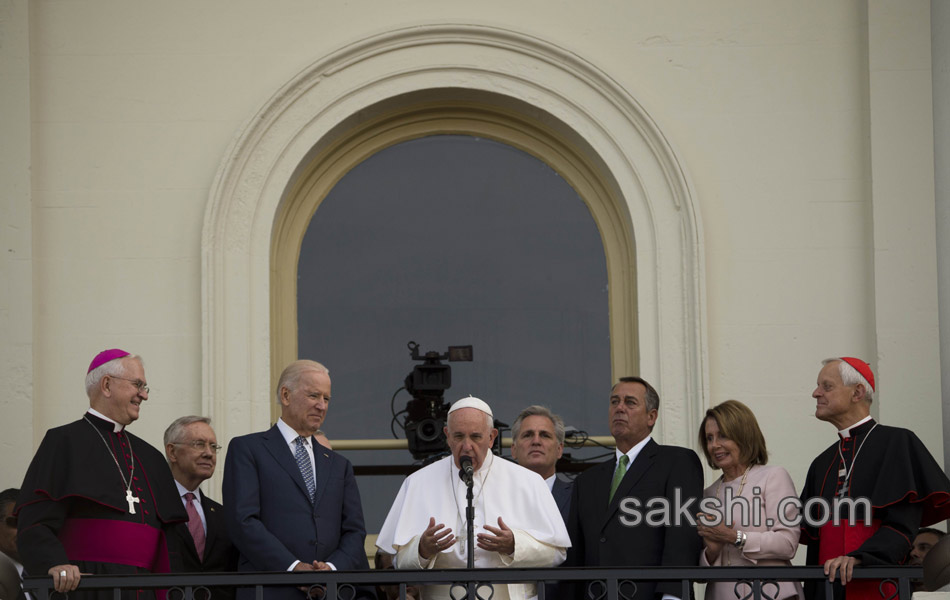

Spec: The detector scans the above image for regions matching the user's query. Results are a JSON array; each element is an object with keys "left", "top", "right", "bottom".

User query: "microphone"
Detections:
[{"left": 458, "top": 455, "right": 474, "bottom": 483}]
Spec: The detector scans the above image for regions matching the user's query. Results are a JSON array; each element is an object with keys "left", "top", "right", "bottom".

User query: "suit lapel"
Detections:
[
  {"left": 311, "top": 438, "right": 331, "bottom": 508},
  {"left": 602, "top": 439, "right": 657, "bottom": 529},
  {"left": 199, "top": 490, "right": 218, "bottom": 552},
  {"left": 586, "top": 460, "right": 613, "bottom": 526},
  {"left": 262, "top": 426, "right": 313, "bottom": 501},
  {"left": 553, "top": 479, "right": 571, "bottom": 515}
]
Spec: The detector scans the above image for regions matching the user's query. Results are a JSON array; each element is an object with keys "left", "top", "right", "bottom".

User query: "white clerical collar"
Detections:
[
  {"left": 544, "top": 473, "right": 556, "bottom": 492},
  {"left": 276, "top": 418, "right": 310, "bottom": 446},
  {"left": 475, "top": 449, "right": 494, "bottom": 478},
  {"left": 86, "top": 408, "right": 124, "bottom": 433},
  {"left": 616, "top": 435, "right": 652, "bottom": 464},
  {"left": 838, "top": 415, "right": 873, "bottom": 439},
  {"left": 175, "top": 479, "right": 202, "bottom": 503}
]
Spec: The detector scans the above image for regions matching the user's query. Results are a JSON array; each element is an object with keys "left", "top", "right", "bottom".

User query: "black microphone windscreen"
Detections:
[{"left": 459, "top": 455, "right": 474, "bottom": 480}]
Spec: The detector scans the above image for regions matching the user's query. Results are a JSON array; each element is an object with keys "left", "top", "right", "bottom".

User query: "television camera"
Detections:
[{"left": 398, "top": 341, "right": 473, "bottom": 459}]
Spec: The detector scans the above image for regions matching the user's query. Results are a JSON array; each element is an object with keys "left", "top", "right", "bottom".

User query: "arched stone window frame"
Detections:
[{"left": 202, "top": 24, "right": 708, "bottom": 489}]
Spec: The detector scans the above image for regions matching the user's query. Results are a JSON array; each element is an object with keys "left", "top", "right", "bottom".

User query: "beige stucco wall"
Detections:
[
  {"left": 0, "top": 0, "right": 34, "bottom": 481},
  {"left": 1, "top": 0, "right": 943, "bottom": 532}
]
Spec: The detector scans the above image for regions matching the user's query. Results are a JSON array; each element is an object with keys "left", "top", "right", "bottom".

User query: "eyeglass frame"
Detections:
[
  {"left": 172, "top": 440, "right": 223, "bottom": 454},
  {"left": 108, "top": 375, "right": 149, "bottom": 394}
]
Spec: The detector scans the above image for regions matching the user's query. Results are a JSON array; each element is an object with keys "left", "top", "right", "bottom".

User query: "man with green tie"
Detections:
[{"left": 563, "top": 376, "right": 704, "bottom": 600}]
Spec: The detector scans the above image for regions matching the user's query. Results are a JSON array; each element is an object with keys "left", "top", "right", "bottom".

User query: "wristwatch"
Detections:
[{"left": 734, "top": 530, "right": 747, "bottom": 549}]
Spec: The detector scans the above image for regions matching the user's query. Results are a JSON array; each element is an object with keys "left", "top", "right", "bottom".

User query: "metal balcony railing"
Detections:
[{"left": 24, "top": 565, "right": 925, "bottom": 600}]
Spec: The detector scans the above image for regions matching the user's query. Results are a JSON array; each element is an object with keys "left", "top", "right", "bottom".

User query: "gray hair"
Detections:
[
  {"left": 84, "top": 354, "right": 142, "bottom": 398},
  {"left": 164, "top": 415, "right": 212, "bottom": 446},
  {"left": 275, "top": 360, "right": 329, "bottom": 404},
  {"left": 822, "top": 358, "right": 875, "bottom": 404},
  {"left": 511, "top": 405, "right": 565, "bottom": 445}
]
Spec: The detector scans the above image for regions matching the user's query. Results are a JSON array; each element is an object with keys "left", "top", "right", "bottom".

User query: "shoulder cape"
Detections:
[{"left": 16, "top": 417, "right": 186, "bottom": 524}]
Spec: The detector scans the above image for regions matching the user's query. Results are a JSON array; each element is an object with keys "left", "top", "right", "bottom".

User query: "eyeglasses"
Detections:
[
  {"left": 109, "top": 376, "right": 149, "bottom": 394},
  {"left": 174, "top": 440, "right": 223, "bottom": 454}
]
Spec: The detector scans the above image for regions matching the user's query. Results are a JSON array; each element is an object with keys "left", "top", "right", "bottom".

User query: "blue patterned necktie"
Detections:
[{"left": 295, "top": 436, "right": 316, "bottom": 500}]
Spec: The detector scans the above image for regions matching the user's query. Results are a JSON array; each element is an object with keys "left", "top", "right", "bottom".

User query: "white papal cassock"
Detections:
[{"left": 376, "top": 451, "right": 571, "bottom": 600}]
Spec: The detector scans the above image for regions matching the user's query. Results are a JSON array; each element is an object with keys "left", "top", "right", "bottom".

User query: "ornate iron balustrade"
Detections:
[{"left": 24, "top": 566, "right": 924, "bottom": 600}]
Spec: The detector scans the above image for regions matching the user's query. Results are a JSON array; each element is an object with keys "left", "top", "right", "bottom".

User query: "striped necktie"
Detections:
[{"left": 295, "top": 436, "right": 316, "bottom": 500}]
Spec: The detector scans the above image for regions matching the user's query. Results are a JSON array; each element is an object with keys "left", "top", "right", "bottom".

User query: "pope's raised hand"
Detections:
[
  {"left": 477, "top": 516, "right": 515, "bottom": 556},
  {"left": 419, "top": 516, "right": 456, "bottom": 560}
]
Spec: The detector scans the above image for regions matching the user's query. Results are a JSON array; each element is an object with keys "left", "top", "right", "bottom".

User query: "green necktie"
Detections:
[{"left": 609, "top": 454, "right": 629, "bottom": 503}]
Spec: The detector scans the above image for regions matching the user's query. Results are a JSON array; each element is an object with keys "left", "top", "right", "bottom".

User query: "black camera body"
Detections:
[{"left": 402, "top": 341, "right": 472, "bottom": 459}]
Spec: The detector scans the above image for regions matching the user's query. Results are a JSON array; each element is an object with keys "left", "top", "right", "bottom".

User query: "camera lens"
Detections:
[{"left": 417, "top": 418, "right": 442, "bottom": 442}]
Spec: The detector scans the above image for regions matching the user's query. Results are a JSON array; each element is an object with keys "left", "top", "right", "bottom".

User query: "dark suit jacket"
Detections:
[
  {"left": 543, "top": 476, "right": 574, "bottom": 600},
  {"left": 563, "top": 439, "right": 703, "bottom": 600},
  {"left": 0, "top": 551, "right": 26, "bottom": 600},
  {"left": 223, "top": 426, "right": 368, "bottom": 600},
  {"left": 552, "top": 476, "right": 573, "bottom": 524},
  {"left": 168, "top": 491, "right": 238, "bottom": 600}
]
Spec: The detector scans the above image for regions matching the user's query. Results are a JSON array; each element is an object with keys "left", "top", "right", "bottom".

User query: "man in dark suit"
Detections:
[
  {"left": 164, "top": 416, "right": 237, "bottom": 599},
  {"left": 510, "top": 405, "right": 572, "bottom": 522},
  {"left": 223, "top": 360, "right": 368, "bottom": 600},
  {"left": 563, "top": 376, "right": 703, "bottom": 600},
  {"left": 510, "top": 405, "right": 573, "bottom": 600}
]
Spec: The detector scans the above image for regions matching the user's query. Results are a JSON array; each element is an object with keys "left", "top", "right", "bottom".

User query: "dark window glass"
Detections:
[{"left": 298, "top": 134, "right": 610, "bottom": 530}]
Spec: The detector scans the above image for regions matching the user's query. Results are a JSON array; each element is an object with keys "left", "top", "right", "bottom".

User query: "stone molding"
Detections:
[{"left": 202, "top": 24, "right": 708, "bottom": 481}]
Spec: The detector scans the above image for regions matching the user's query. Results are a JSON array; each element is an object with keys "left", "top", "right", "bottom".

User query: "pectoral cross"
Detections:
[{"left": 126, "top": 489, "right": 140, "bottom": 514}]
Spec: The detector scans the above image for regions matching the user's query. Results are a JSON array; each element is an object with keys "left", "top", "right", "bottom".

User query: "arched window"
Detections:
[
  {"left": 295, "top": 134, "right": 610, "bottom": 529},
  {"left": 205, "top": 25, "right": 706, "bottom": 506}
]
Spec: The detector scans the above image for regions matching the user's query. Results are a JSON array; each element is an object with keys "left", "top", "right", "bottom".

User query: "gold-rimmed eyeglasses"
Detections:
[{"left": 174, "top": 440, "right": 223, "bottom": 454}]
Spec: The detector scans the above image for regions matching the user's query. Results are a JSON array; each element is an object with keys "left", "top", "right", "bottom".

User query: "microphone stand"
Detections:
[{"left": 465, "top": 473, "right": 475, "bottom": 570}]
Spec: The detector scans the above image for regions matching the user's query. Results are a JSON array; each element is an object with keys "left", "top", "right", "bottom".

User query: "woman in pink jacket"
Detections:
[{"left": 697, "top": 400, "right": 804, "bottom": 600}]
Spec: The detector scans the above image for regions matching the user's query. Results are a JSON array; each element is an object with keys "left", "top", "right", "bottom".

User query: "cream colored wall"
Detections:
[
  {"left": 0, "top": 0, "right": 34, "bottom": 482},
  {"left": 1, "top": 0, "right": 943, "bottom": 520},
  {"left": 868, "top": 1, "right": 941, "bottom": 445}
]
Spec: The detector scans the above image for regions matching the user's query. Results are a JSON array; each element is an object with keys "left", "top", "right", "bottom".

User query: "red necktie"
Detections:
[{"left": 184, "top": 492, "right": 206, "bottom": 561}]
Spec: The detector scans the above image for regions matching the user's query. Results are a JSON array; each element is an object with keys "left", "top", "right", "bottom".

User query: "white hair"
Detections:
[
  {"left": 164, "top": 415, "right": 212, "bottom": 446},
  {"left": 447, "top": 407, "right": 494, "bottom": 431},
  {"left": 822, "top": 358, "right": 874, "bottom": 404},
  {"left": 84, "top": 354, "right": 142, "bottom": 398}
]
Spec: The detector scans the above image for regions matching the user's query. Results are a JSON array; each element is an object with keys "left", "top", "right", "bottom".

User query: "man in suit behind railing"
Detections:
[
  {"left": 562, "top": 376, "right": 704, "bottom": 600},
  {"left": 223, "top": 360, "right": 369, "bottom": 600},
  {"left": 510, "top": 405, "right": 573, "bottom": 524},
  {"left": 164, "top": 416, "right": 237, "bottom": 600}
]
